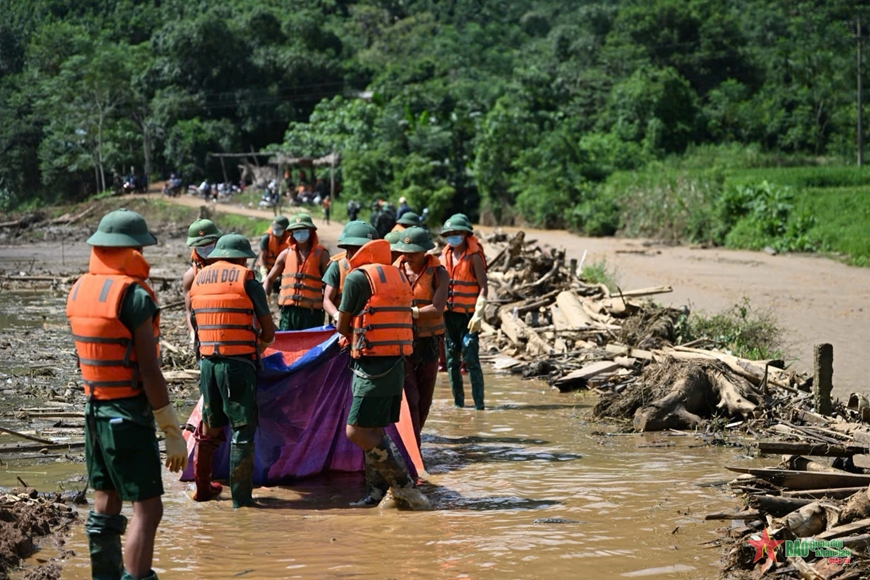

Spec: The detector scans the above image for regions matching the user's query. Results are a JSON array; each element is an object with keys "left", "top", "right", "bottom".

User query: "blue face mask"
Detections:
[
  {"left": 195, "top": 243, "right": 216, "bottom": 258},
  {"left": 292, "top": 230, "right": 311, "bottom": 243},
  {"left": 446, "top": 235, "right": 464, "bottom": 248}
]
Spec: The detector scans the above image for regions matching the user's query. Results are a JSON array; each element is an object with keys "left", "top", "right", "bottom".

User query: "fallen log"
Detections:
[
  {"left": 704, "top": 511, "right": 762, "bottom": 521},
  {"left": 838, "top": 487, "right": 870, "bottom": 525},
  {"left": 783, "top": 455, "right": 851, "bottom": 474},
  {"left": 553, "top": 361, "right": 621, "bottom": 392},
  {"left": 758, "top": 442, "right": 869, "bottom": 457},
  {"left": 776, "top": 501, "right": 829, "bottom": 537},
  {"left": 725, "top": 467, "right": 870, "bottom": 490},
  {"left": 0, "top": 425, "right": 56, "bottom": 446},
  {"left": 0, "top": 441, "right": 86, "bottom": 454},
  {"left": 748, "top": 495, "right": 814, "bottom": 517},
  {"left": 609, "top": 285, "right": 673, "bottom": 299},
  {"left": 555, "top": 291, "right": 596, "bottom": 329},
  {"left": 783, "top": 487, "right": 866, "bottom": 500},
  {"left": 817, "top": 516, "right": 870, "bottom": 540}
]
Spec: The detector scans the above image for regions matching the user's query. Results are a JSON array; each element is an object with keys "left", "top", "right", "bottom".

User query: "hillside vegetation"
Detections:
[{"left": 1, "top": 0, "right": 869, "bottom": 261}]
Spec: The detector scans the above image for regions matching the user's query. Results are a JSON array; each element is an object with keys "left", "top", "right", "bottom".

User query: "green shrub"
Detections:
[
  {"left": 675, "top": 299, "right": 782, "bottom": 360},
  {"left": 580, "top": 258, "right": 617, "bottom": 291}
]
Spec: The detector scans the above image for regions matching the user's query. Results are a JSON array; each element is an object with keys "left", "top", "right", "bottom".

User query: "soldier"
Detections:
[
  {"left": 391, "top": 212, "right": 420, "bottom": 232},
  {"left": 393, "top": 227, "right": 447, "bottom": 445},
  {"left": 256, "top": 216, "right": 290, "bottom": 290},
  {"left": 439, "top": 214, "right": 488, "bottom": 410},
  {"left": 322, "top": 221, "right": 378, "bottom": 324},
  {"left": 335, "top": 237, "right": 431, "bottom": 510},
  {"left": 189, "top": 234, "right": 276, "bottom": 508},
  {"left": 66, "top": 209, "right": 187, "bottom": 580},
  {"left": 181, "top": 219, "right": 222, "bottom": 341},
  {"left": 263, "top": 214, "right": 329, "bottom": 330}
]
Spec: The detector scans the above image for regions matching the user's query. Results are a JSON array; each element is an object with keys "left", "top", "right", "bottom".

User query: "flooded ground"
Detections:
[
  {"left": 0, "top": 233, "right": 763, "bottom": 579},
  {"left": 3, "top": 371, "right": 761, "bottom": 579}
]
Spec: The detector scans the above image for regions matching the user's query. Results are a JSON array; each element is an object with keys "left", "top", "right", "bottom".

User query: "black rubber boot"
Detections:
[
  {"left": 369, "top": 435, "right": 432, "bottom": 511},
  {"left": 349, "top": 452, "right": 389, "bottom": 507},
  {"left": 85, "top": 510, "right": 127, "bottom": 580}
]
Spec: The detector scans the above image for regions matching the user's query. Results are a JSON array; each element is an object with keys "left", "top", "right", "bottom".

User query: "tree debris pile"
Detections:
[
  {"left": 0, "top": 490, "right": 78, "bottom": 580},
  {"left": 478, "top": 231, "right": 809, "bottom": 434},
  {"left": 713, "top": 404, "right": 870, "bottom": 579}
]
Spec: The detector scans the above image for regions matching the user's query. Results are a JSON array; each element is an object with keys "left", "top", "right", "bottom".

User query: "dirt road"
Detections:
[{"left": 152, "top": 194, "right": 870, "bottom": 397}]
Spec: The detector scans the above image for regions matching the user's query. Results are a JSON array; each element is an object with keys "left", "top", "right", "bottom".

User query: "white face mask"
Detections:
[
  {"left": 195, "top": 243, "right": 216, "bottom": 258},
  {"left": 292, "top": 230, "right": 311, "bottom": 243}
]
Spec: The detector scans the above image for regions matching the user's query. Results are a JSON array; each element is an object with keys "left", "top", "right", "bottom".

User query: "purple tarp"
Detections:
[{"left": 180, "top": 327, "right": 416, "bottom": 486}]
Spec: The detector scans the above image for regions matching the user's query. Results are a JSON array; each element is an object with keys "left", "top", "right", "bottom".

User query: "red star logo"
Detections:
[{"left": 747, "top": 528, "right": 784, "bottom": 564}]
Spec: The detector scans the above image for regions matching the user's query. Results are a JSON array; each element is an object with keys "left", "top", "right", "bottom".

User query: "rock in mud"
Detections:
[{"left": 0, "top": 494, "right": 77, "bottom": 579}]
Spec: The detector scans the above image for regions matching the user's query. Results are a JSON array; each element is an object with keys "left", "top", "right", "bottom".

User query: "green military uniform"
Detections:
[
  {"left": 199, "top": 278, "right": 270, "bottom": 431},
  {"left": 86, "top": 286, "right": 162, "bottom": 502},
  {"left": 339, "top": 269, "right": 404, "bottom": 427}
]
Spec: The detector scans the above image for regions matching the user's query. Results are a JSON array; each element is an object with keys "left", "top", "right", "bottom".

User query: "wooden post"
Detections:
[
  {"left": 219, "top": 155, "right": 229, "bottom": 185},
  {"left": 814, "top": 343, "right": 834, "bottom": 416},
  {"left": 569, "top": 258, "right": 577, "bottom": 277}
]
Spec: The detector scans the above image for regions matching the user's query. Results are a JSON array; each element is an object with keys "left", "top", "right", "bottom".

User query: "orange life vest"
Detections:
[
  {"left": 391, "top": 223, "right": 407, "bottom": 233},
  {"left": 66, "top": 247, "right": 161, "bottom": 401},
  {"left": 395, "top": 254, "right": 444, "bottom": 338},
  {"left": 190, "top": 262, "right": 259, "bottom": 359},
  {"left": 190, "top": 248, "right": 207, "bottom": 273},
  {"left": 349, "top": 240, "right": 414, "bottom": 359},
  {"left": 262, "top": 227, "right": 290, "bottom": 270},
  {"left": 440, "top": 235, "right": 486, "bottom": 314},
  {"left": 279, "top": 241, "right": 326, "bottom": 309},
  {"left": 329, "top": 251, "right": 352, "bottom": 294}
]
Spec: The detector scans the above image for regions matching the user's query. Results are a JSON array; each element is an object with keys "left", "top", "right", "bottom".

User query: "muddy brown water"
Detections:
[{"left": 2, "top": 374, "right": 764, "bottom": 579}]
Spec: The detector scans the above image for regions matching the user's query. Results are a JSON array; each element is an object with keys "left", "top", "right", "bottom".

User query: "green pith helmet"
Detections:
[
  {"left": 271, "top": 215, "right": 290, "bottom": 235},
  {"left": 384, "top": 231, "right": 402, "bottom": 248},
  {"left": 393, "top": 226, "right": 435, "bottom": 253},
  {"left": 186, "top": 219, "right": 223, "bottom": 247},
  {"left": 397, "top": 212, "right": 420, "bottom": 227},
  {"left": 338, "top": 220, "right": 379, "bottom": 248},
  {"left": 288, "top": 214, "right": 317, "bottom": 231},
  {"left": 440, "top": 213, "right": 473, "bottom": 235},
  {"left": 207, "top": 233, "right": 257, "bottom": 260},
  {"left": 87, "top": 208, "right": 157, "bottom": 247}
]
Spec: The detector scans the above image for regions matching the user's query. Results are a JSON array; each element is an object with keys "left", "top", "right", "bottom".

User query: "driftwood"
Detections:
[
  {"left": 758, "top": 441, "right": 869, "bottom": 457},
  {"left": 783, "top": 455, "right": 850, "bottom": 474},
  {"left": 725, "top": 467, "right": 870, "bottom": 490},
  {"left": 774, "top": 501, "right": 830, "bottom": 537},
  {"left": 783, "top": 487, "right": 867, "bottom": 500},
  {"left": 749, "top": 495, "right": 814, "bottom": 517},
  {"left": 0, "top": 425, "right": 55, "bottom": 446}
]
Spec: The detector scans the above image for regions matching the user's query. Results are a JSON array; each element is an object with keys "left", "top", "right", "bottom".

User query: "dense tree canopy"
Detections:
[{"left": 0, "top": 0, "right": 867, "bottom": 227}]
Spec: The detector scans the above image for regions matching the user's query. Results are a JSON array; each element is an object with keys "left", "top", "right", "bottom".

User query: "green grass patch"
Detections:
[
  {"left": 675, "top": 299, "right": 782, "bottom": 360},
  {"left": 580, "top": 259, "right": 617, "bottom": 291}
]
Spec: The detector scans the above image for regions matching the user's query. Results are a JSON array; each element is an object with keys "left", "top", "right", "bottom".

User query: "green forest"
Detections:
[{"left": 2, "top": 0, "right": 870, "bottom": 260}]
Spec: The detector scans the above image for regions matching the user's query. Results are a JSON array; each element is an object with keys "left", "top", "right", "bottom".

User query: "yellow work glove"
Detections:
[
  {"left": 153, "top": 404, "right": 188, "bottom": 473},
  {"left": 467, "top": 294, "right": 487, "bottom": 334},
  {"left": 258, "top": 266, "right": 269, "bottom": 282},
  {"left": 411, "top": 307, "right": 420, "bottom": 319}
]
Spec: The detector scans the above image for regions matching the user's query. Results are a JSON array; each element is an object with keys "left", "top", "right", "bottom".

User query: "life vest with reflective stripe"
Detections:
[
  {"left": 329, "top": 251, "right": 352, "bottom": 294},
  {"left": 279, "top": 243, "right": 326, "bottom": 309},
  {"left": 65, "top": 247, "right": 160, "bottom": 401},
  {"left": 263, "top": 227, "right": 290, "bottom": 270},
  {"left": 395, "top": 254, "right": 444, "bottom": 338},
  {"left": 190, "top": 248, "right": 206, "bottom": 273},
  {"left": 440, "top": 235, "right": 485, "bottom": 314},
  {"left": 190, "top": 262, "right": 259, "bottom": 359},
  {"left": 349, "top": 240, "right": 414, "bottom": 359}
]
